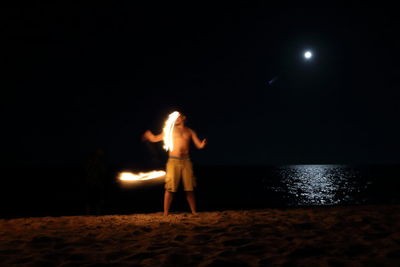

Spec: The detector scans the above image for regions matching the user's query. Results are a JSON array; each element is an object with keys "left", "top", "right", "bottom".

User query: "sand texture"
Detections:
[{"left": 1, "top": 205, "right": 400, "bottom": 266}]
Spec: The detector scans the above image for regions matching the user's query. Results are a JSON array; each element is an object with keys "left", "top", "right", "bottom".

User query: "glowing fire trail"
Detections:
[
  {"left": 162, "top": 111, "right": 180, "bottom": 152},
  {"left": 118, "top": 170, "right": 166, "bottom": 181},
  {"left": 119, "top": 111, "right": 180, "bottom": 184}
]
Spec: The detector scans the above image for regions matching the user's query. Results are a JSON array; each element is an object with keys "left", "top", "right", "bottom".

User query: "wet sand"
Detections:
[{"left": 1, "top": 205, "right": 400, "bottom": 266}]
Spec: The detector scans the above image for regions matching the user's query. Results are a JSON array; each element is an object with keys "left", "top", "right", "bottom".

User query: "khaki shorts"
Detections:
[{"left": 165, "top": 158, "right": 196, "bottom": 192}]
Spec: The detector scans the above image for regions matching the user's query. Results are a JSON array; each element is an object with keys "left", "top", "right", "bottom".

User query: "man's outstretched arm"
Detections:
[
  {"left": 190, "top": 129, "right": 207, "bottom": 149},
  {"left": 142, "top": 130, "right": 164, "bottom": 143}
]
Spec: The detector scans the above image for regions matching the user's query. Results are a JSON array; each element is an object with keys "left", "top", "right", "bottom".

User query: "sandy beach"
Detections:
[{"left": 1, "top": 205, "right": 400, "bottom": 266}]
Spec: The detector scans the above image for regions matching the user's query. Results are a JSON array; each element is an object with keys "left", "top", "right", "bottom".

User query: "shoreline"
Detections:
[{"left": 1, "top": 205, "right": 400, "bottom": 266}]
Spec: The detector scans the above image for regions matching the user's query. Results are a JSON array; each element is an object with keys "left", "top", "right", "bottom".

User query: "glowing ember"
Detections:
[
  {"left": 162, "top": 111, "right": 180, "bottom": 152},
  {"left": 118, "top": 170, "right": 166, "bottom": 181}
]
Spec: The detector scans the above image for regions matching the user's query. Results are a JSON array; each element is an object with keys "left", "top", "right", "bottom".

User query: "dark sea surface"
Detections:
[{"left": 1, "top": 165, "right": 399, "bottom": 218}]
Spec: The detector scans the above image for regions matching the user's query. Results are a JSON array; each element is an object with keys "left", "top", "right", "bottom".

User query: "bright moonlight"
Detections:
[{"left": 304, "top": 51, "right": 313, "bottom": 59}]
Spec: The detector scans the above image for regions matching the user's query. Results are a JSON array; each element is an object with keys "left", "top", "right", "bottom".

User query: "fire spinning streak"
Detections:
[
  {"left": 162, "top": 111, "right": 180, "bottom": 152},
  {"left": 118, "top": 111, "right": 180, "bottom": 183},
  {"left": 118, "top": 170, "right": 166, "bottom": 181}
]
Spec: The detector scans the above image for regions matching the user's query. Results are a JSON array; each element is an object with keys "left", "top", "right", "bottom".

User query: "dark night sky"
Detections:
[{"left": 2, "top": 4, "right": 400, "bottom": 167}]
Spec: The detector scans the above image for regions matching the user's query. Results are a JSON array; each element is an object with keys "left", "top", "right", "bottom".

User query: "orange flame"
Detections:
[
  {"left": 162, "top": 111, "right": 180, "bottom": 152},
  {"left": 119, "top": 112, "right": 180, "bottom": 184},
  {"left": 118, "top": 170, "right": 166, "bottom": 182}
]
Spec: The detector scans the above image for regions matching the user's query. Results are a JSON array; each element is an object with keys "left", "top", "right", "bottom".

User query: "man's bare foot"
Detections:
[
  {"left": 163, "top": 212, "right": 169, "bottom": 216},
  {"left": 191, "top": 212, "right": 199, "bottom": 216}
]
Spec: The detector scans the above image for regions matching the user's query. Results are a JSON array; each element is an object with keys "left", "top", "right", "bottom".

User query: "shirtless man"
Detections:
[{"left": 143, "top": 114, "right": 207, "bottom": 216}]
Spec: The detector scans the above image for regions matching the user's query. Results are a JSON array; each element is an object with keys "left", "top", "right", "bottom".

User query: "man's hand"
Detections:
[
  {"left": 142, "top": 130, "right": 164, "bottom": 143},
  {"left": 191, "top": 129, "right": 207, "bottom": 149},
  {"left": 200, "top": 139, "right": 207, "bottom": 149},
  {"left": 142, "top": 130, "right": 152, "bottom": 142}
]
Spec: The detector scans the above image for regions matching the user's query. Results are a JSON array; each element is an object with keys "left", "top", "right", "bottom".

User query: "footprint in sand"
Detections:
[
  {"left": 66, "top": 253, "right": 88, "bottom": 262},
  {"left": 174, "top": 234, "right": 187, "bottom": 241},
  {"left": 387, "top": 249, "right": 400, "bottom": 259},
  {"left": 288, "top": 245, "right": 327, "bottom": 259},
  {"left": 194, "top": 234, "right": 212, "bottom": 240},
  {"left": 105, "top": 250, "right": 130, "bottom": 261},
  {"left": 132, "top": 230, "right": 142, "bottom": 235},
  {"left": 29, "top": 236, "right": 65, "bottom": 249},
  {"left": 207, "top": 258, "right": 247, "bottom": 266},
  {"left": 344, "top": 244, "right": 370, "bottom": 257},
  {"left": 217, "top": 250, "right": 236, "bottom": 258},
  {"left": 164, "top": 253, "right": 190, "bottom": 265},
  {"left": 251, "top": 223, "right": 271, "bottom": 229},
  {"left": 236, "top": 244, "right": 266, "bottom": 254},
  {"left": 11, "top": 256, "right": 34, "bottom": 265},
  {"left": 125, "top": 252, "right": 156, "bottom": 261},
  {"left": 147, "top": 245, "right": 170, "bottom": 252},
  {"left": 0, "top": 248, "right": 21, "bottom": 255},
  {"left": 53, "top": 242, "right": 69, "bottom": 250},
  {"left": 187, "top": 234, "right": 213, "bottom": 245},
  {"left": 140, "top": 226, "right": 152, "bottom": 233},
  {"left": 222, "top": 238, "right": 251, "bottom": 247},
  {"left": 192, "top": 225, "right": 211, "bottom": 231},
  {"left": 42, "top": 252, "right": 65, "bottom": 262},
  {"left": 293, "top": 223, "right": 317, "bottom": 230},
  {"left": 364, "top": 231, "right": 391, "bottom": 241},
  {"left": 6, "top": 240, "right": 24, "bottom": 247},
  {"left": 206, "top": 227, "right": 226, "bottom": 234},
  {"left": 190, "top": 253, "right": 204, "bottom": 262}
]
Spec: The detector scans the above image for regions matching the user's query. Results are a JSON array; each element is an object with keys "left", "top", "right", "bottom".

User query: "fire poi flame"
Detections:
[
  {"left": 118, "top": 170, "right": 166, "bottom": 181},
  {"left": 119, "top": 111, "right": 180, "bottom": 183},
  {"left": 162, "top": 111, "right": 180, "bottom": 152}
]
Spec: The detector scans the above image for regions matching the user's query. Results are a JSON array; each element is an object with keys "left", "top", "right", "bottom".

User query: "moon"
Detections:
[{"left": 304, "top": 51, "right": 313, "bottom": 60}]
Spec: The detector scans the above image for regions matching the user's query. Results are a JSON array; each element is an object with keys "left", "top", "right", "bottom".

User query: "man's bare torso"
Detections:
[{"left": 169, "top": 126, "right": 192, "bottom": 158}]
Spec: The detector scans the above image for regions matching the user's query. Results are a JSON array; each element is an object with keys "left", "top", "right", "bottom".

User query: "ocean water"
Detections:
[
  {"left": 264, "top": 165, "right": 377, "bottom": 206},
  {"left": 193, "top": 164, "right": 400, "bottom": 210},
  {"left": 1, "top": 164, "right": 400, "bottom": 217}
]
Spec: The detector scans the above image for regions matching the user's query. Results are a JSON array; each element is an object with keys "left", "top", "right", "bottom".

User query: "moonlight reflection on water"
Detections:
[{"left": 273, "top": 165, "right": 368, "bottom": 205}]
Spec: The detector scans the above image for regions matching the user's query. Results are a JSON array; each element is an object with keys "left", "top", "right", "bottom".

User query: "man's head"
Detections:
[{"left": 175, "top": 113, "right": 186, "bottom": 126}]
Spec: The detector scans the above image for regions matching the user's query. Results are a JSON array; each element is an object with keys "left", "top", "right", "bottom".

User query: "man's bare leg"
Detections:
[
  {"left": 185, "top": 191, "right": 197, "bottom": 215},
  {"left": 164, "top": 191, "right": 174, "bottom": 216}
]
